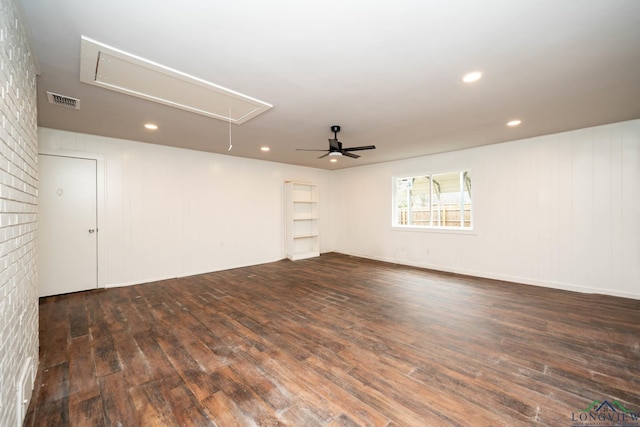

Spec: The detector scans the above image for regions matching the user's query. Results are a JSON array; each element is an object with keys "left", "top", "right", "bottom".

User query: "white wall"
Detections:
[
  {"left": 39, "top": 128, "right": 333, "bottom": 288},
  {"left": 39, "top": 120, "right": 640, "bottom": 300},
  {"left": 0, "top": 0, "right": 39, "bottom": 425},
  {"left": 333, "top": 120, "right": 640, "bottom": 299}
]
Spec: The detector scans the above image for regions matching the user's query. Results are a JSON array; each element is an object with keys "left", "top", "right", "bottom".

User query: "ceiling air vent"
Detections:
[{"left": 46, "top": 91, "right": 81, "bottom": 110}]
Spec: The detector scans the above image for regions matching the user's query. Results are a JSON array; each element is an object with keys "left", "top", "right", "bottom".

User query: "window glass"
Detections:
[{"left": 393, "top": 171, "right": 471, "bottom": 229}]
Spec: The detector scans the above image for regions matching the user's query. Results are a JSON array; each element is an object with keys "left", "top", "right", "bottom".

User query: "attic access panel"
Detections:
[{"left": 79, "top": 36, "right": 272, "bottom": 124}]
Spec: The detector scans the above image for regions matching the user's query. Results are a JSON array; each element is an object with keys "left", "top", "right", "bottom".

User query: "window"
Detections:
[{"left": 393, "top": 171, "right": 472, "bottom": 229}]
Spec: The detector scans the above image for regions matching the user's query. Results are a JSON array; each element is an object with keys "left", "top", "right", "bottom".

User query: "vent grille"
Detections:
[{"left": 46, "top": 91, "right": 80, "bottom": 109}]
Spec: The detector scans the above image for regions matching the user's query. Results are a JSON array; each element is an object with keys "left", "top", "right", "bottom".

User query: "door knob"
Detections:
[{"left": 88, "top": 229, "right": 95, "bottom": 234}]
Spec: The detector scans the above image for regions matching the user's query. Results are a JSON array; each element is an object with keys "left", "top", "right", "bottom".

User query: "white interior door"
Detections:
[{"left": 38, "top": 155, "right": 98, "bottom": 297}]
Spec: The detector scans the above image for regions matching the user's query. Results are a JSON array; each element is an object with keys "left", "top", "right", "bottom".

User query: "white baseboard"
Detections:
[{"left": 336, "top": 251, "right": 640, "bottom": 301}]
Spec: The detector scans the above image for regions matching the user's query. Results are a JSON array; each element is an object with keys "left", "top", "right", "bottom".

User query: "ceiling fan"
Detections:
[{"left": 297, "top": 125, "right": 376, "bottom": 159}]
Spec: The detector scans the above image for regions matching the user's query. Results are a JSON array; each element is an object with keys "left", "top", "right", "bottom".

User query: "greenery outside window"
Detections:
[{"left": 393, "top": 171, "right": 472, "bottom": 229}]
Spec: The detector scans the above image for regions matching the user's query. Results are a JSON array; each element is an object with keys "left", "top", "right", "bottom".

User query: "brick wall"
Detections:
[{"left": 0, "top": 0, "right": 39, "bottom": 425}]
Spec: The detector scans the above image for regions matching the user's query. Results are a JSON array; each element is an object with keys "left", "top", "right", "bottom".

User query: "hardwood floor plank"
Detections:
[
  {"left": 326, "top": 413, "right": 364, "bottom": 427},
  {"left": 68, "top": 396, "right": 105, "bottom": 427},
  {"left": 111, "top": 330, "right": 156, "bottom": 387},
  {"left": 241, "top": 347, "right": 344, "bottom": 423},
  {"left": 88, "top": 296, "right": 122, "bottom": 378},
  {"left": 68, "top": 336, "right": 100, "bottom": 403},
  {"left": 155, "top": 374, "right": 213, "bottom": 426},
  {"left": 30, "top": 397, "right": 69, "bottom": 427},
  {"left": 201, "top": 390, "right": 250, "bottom": 426},
  {"left": 277, "top": 402, "right": 325, "bottom": 426},
  {"left": 37, "top": 362, "right": 69, "bottom": 403},
  {"left": 153, "top": 330, "right": 206, "bottom": 378},
  {"left": 68, "top": 296, "right": 89, "bottom": 338},
  {"left": 132, "top": 331, "right": 177, "bottom": 382},
  {"left": 129, "top": 380, "right": 181, "bottom": 426},
  {"left": 169, "top": 321, "right": 231, "bottom": 374},
  {"left": 26, "top": 253, "right": 640, "bottom": 426},
  {"left": 98, "top": 371, "right": 137, "bottom": 426},
  {"left": 39, "top": 307, "right": 70, "bottom": 369},
  {"left": 208, "top": 365, "right": 281, "bottom": 425},
  {"left": 91, "top": 332, "right": 121, "bottom": 378},
  {"left": 28, "top": 344, "right": 71, "bottom": 425},
  {"left": 302, "top": 351, "right": 404, "bottom": 426},
  {"left": 226, "top": 357, "right": 291, "bottom": 412},
  {"left": 179, "top": 369, "right": 222, "bottom": 403},
  {"left": 244, "top": 345, "right": 399, "bottom": 426}
]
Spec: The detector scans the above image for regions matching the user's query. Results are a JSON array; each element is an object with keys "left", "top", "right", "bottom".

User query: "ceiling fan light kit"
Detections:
[{"left": 296, "top": 125, "right": 376, "bottom": 160}]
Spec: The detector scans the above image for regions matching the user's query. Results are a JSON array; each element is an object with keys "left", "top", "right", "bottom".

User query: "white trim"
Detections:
[
  {"left": 337, "top": 251, "right": 640, "bottom": 300},
  {"left": 390, "top": 225, "right": 477, "bottom": 235},
  {"left": 79, "top": 36, "right": 272, "bottom": 124},
  {"left": 104, "top": 256, "right": 289, "bottom": 289}
]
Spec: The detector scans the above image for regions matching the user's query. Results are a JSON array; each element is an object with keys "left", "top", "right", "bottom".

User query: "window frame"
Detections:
[{"left": 391, "top": 170, "right": 473, "bottom": 232}]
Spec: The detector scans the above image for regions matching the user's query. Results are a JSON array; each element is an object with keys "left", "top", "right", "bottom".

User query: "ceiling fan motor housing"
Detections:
[{"left": 296, "top": 125, "right": 374, "bottom": 159}]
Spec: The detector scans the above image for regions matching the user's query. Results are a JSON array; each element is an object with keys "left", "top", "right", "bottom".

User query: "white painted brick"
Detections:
[{"left": 0, "top": 0, "right": 38, "bottom": 426}]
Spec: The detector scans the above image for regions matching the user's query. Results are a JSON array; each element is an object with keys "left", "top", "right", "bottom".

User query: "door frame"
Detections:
[{"left": 38, "top": 148, "right": 106, "bottom": 290}]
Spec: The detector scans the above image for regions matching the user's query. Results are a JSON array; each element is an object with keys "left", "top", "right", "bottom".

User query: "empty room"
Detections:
[{"left": 1, "top": 0, "right": 640, "bottom": 426}]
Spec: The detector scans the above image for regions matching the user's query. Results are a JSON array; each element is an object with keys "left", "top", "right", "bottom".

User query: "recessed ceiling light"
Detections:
[
  {"left": 330, "top": 158, "right": 337, "bottom": 163},
  {"left": 144, "top": 123, "right": 158, "bottom": 130},
  {"left": 462, "top": 71, "right": 482, "bottom": 83},
  {"left": 507, "top": 119, "right": 522, "bottom": 127},
  {"left": 261, "top": 146, "right": 270, "bottom": 152}
]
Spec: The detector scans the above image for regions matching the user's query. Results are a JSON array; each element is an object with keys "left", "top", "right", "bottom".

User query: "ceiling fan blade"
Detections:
[
  {"left": 342, "top": 145, "right": 376, "bottom": 152},
  {"left": 296, "top": 148, "right": 330, "bottom": 152},
  {"left": 317, "top": 152, "right": 330, "bottom": 159},
  {"left": 342, "top": 151, "right": 360, "bottom": 159},
  {"left": 328, "top": 139, "right": 341, "bottom": 150}
]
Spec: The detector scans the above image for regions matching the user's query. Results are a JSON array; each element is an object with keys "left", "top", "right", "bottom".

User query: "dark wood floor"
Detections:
[{"left": 24, "top": 253, "right": 640, "bottom": 426}]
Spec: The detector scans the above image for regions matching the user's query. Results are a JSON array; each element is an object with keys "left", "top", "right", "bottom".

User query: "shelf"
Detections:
[
  {"left": 289, "top": 250, "right": 318, "bottom": 261},
  {"left": 293, "top": 233, "right": 319, "bottom": 239},
  {"left": 291, "top": 184, "right": 317, "bottom": 203},
  {"left": 285, "top": 181, "right": 319, "bottom": 261}
]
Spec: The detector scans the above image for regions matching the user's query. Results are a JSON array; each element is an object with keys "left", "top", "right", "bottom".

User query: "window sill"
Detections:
[{"left": 391, "top": 225, "right": 476, "bottom": 235}]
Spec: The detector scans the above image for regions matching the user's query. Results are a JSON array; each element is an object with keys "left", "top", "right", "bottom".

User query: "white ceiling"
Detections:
[{"left": 17, "top": 0, "right": 640, "bottom": 170}]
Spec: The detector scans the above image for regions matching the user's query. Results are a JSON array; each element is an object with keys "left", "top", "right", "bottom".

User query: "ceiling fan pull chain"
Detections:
[{"left": 228, "top": 107, "right": 233, "bottom": 151}]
